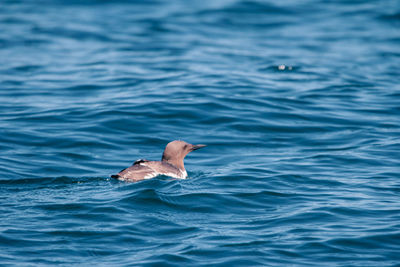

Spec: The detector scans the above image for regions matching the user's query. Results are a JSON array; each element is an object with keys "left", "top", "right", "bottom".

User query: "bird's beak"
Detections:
[{"left": 191, "top": 144, "right": 206, "bottom": 151}]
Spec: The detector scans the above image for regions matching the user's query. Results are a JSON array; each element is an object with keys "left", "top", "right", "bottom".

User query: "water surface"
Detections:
[{"left": 1, "top": 0, "right": 400, "bottom": 266}]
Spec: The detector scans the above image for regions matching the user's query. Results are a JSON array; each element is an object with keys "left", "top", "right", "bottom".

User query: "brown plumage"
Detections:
[{"left": 111, "top": 140, "right": 206, "bottom": 182}]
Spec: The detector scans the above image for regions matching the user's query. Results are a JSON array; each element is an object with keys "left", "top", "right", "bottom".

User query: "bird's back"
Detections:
[{"left": 112, "top": 160, "right": 186, "bottom": 181}]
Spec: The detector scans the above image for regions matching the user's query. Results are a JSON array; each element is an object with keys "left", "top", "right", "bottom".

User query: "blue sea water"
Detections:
[{"left": 1, "top": 0, "right": 400, "bottom": 266}]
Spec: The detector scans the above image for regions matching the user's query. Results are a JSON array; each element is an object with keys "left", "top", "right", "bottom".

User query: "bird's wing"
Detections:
[
  {"left": 133, "top": 159, "right": 150, "bottom": 165},
  {"left": 112, "top": 163, "right": 158, "bottom": 181}
]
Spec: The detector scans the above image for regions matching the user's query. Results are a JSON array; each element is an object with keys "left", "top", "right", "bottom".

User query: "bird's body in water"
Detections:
[{"left": 111, "top": 140, "right": 206, "bottom": 182}]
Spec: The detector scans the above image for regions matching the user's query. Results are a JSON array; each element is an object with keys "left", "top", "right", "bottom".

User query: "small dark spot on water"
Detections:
[{"left": 259, "top": 65, "right": 298, "bottom": 72}]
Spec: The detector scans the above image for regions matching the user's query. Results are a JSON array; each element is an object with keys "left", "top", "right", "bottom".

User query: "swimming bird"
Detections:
[{"left": 111, "top": 140, "right": 206, "bottom": 182}]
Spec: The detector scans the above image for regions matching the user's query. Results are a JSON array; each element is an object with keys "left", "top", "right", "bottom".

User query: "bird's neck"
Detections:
[{"left": 163, "top": 158, "right": 185, "bottom": 172}]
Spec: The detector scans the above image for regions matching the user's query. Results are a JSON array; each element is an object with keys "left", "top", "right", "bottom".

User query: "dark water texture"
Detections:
[{"left": 1, "top": 0, "right": 400, "bottom": 266}]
